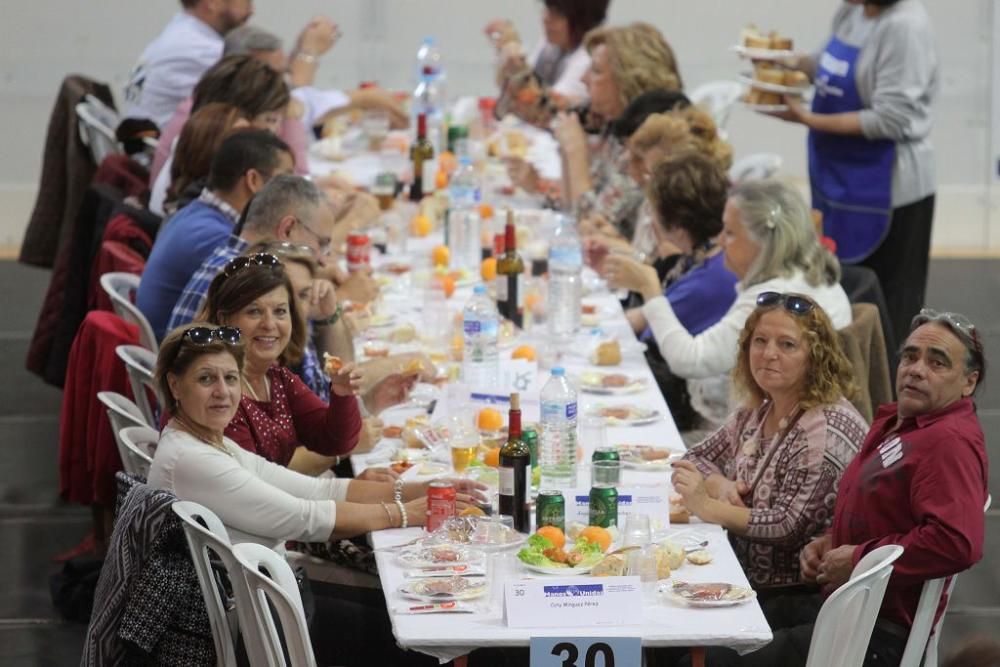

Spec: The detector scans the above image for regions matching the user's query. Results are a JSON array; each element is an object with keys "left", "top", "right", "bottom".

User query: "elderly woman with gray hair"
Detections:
[{"left": 609, "top": 179, "right": 853, "bottom": 425}]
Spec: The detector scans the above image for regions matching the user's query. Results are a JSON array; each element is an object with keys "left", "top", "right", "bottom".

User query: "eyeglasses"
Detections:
[
  {"left": 913, "top": 308, "right": 977, "bottom": 339},
  {"left": 223, "top": 253, "right": 282, "bottom": 278},
  {"left": 293, "top": 217, "right": 332, "bottom": 256},
  {"left": 182, "top": 326, "right": 242, "bottom": 346},
  {"left": 756, "top": 291, "right": 815, "bottom": 316}
]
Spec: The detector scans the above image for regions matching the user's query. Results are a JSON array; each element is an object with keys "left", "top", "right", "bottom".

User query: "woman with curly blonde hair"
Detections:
[
  {"left": 671, "top": 292, "right": 867, "bottom": 594},
  {"left": 552, "top": 22, "right": 684, "bottom": 241}
]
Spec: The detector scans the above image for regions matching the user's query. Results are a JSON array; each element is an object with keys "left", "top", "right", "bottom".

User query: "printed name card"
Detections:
[
  {"left": 529, "top": 636, "right": 642, "bottom": 667},
  {"left": 565, "top": 488, "right": 671, "bottom": 525},
  {"left": 505, "top": 576, "right": 642, "bottom": 629}
]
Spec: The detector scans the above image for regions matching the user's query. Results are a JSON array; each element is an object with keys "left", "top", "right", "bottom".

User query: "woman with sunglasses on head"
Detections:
[
  {"left": 670, "top": 293, "right": 867, "bottom": 598},
  {"left": 607, "top": 179, "right": 853, "bottom": 428},
  {"left": 148, "top": 324, "right": 481, "bottom": 666}
]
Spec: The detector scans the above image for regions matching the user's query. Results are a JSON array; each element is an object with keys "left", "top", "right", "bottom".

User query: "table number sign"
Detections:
[
  {"left": 529, "top": 636, "right": 642, "bottom": 667},
  {"left": 505, "top": 576, "right": 642, "bottom": 629}
]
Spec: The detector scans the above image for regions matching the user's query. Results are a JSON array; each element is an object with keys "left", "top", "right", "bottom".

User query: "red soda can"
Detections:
[
  {"left": 426, "top": 481, "right": 457, "bottom": 532},
  {"left": 346, "top": 232, "right": 371, "bottom": 273}
]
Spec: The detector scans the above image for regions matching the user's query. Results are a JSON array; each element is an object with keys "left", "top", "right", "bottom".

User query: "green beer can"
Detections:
[
  {"left": 523, "top": 426, "right": 539, "bottom": 469},
  {"left": 536, "top": 490, "right": 565, "bottom": 532},
  {"left": 588, "top": 485, "right": 618, "bottom": 528}
]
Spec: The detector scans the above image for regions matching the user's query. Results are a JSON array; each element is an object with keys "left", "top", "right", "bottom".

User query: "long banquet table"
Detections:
[{"left": 314, "top": 134, "right": 772, "bottom": 664}]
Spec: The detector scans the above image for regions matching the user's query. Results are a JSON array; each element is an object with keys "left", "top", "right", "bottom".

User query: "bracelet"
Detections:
[
  {"left": 313, "top": 303, "right": 343, "bottom": 327},
  {"left": 380, "top": 501, "right": 395, "bottom": 527},
  {"left": 295, "top": 51, "right": 319, "bottom": 64},
  {"left": 393, "top": 479, "right": 404, "bottom": 503},
  {"left": 394, "top": 499, "right": 408, "bottom": 529}
]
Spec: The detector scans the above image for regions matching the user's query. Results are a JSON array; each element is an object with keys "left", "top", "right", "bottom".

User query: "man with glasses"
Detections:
[
  {"left": 696, "top": 309, "right": 988, "bottom": 666},
  {"left": 138, "top": 130, "right": 294, "bottom": 341}
]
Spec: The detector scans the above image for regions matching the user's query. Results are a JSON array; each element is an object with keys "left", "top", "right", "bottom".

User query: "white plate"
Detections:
[
  {"left": 732, "top": 44, "right": 795, "bottom": 60},
  {"left": 397, "top": 545, "right": 484, "bottom": 569},
  {"left": 737, "top": 74, "right": 808, "bottom": 96},
  {"left": 617, "top": 444, "right": 683, "bottom": 470},
  {"left": 586, "top": 405, "right": 663, "bottom": 427},
  {"left": 368, "top": 314, "right": 397, "bottom": 328},
  {"left": 397, "top": 577, "right": 489, "bottom": 602},
  {"left": 578, "top": 372, "right": 649, "bottom": 396},
  {"left": 743, "top": 103, "right": 789, "bottom": 113},
  {"left": 659, "top": 582, "right": 757, "bottom": 608},
  {"left": 521, "top": 561, "right": 597, "bottom": 576}
]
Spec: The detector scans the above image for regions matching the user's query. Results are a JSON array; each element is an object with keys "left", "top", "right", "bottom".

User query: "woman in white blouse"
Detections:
[
  {"left": 148, "top": 323, "right": 484, "bottom": 548},
  {"left": 605, "top": 179, "right": 852, "bottom": 425}
]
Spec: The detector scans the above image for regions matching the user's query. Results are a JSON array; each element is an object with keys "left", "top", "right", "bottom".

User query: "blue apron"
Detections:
[{"left": 808, "top": 36, "right": 895, "bottom": 263}]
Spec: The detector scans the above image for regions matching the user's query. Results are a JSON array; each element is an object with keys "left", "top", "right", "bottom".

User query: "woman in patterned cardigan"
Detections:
[{"left": 671, "top": 292, "right": 867, "bottom": 596}]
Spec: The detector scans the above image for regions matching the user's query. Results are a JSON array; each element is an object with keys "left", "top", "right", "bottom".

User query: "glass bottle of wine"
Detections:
[
  {"left": 498, "top": 392, "right": 531, "bottom": 532},
  {"left": 495, "top": 210, "right": 525, "bottom": 328},
  {"left": 409, "top": 113, "right": 435, "bottom": 202}
]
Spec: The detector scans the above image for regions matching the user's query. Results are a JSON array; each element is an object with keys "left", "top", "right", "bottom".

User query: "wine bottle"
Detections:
[
  {"left": 496, "top": 210, "right": 525, "bottom": 328},
  {"left": 409, "top": 113, "right": 435, "bottom": 202},
  {"left": 498, "top": 392, "right": 531, "bottom": 532}
]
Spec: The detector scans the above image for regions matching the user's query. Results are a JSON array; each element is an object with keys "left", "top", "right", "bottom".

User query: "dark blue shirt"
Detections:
[{"left": 642, "top": 251, "right": 738, "bottom": 340}]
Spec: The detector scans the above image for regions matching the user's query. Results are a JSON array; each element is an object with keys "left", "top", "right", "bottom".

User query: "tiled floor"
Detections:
[{"left": 0, "top": 258, "right": 997, "bottom": 665}]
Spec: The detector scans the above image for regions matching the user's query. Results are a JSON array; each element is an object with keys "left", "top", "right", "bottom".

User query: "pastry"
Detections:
[
  {"left": 744, "top": 34, "right": 771, "bottom": 50},
  {"left": 590, "top": 554, "right": 627, "bottom": 577},
  {"left": 323, "top": 353, "right": 343, "bottom": 375},
  {"left": 670, "top": 503, "right": 691, "bottom": 524},
  {"left": 687, "top": 550, "right": 713, "bottom": 566},
  {"left": 769, "top": 34, "right": 793, "bottom": 51},
  {"left": 594, "top": 340, "right": 622, "bottom": 366},
  {"left": 755, "top": 67, "right": 785, "bottom": 87},
  {"left": 783, "top": 70, "right": 810, "bottom": 88}
]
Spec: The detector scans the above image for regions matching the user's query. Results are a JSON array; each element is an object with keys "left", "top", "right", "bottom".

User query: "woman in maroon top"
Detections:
[{"left": 198, "top": 253, "right": 364, "bottom": 470}]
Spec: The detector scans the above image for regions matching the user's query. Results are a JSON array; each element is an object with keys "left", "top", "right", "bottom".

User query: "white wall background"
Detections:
[{"left": 0, "top": 0, "right": 997, "bottom": 252}]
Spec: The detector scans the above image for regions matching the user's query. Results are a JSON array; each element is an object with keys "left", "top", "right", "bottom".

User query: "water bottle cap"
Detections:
[
  {"left": 473, "top": 285, "right": 486, "bottom": 294},
  {"left": 422, "top": 37, "right": 436, "bottom": 45},
  {"left": 551, "top": 367, "right": 565, "bottom": 376}
]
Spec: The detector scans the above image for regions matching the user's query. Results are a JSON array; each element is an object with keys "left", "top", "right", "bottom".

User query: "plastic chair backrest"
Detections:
[
  {"left": 100, "top": 272, "right": 157, "bottom": 352},
  {"left": 117, "top": 425, "right": 157, "bottom": 478},
  {"left": 98, "top": 391, "right": 151, "bottom": 476},
  {"left": 75, "top": 94, "right": 121, "bottom": 165},
  {"left": 172, "top": 501, "right": 246, "bottom": 667},
  {"left": 899, "top": 494, "right": 992, "bottom": 667},
  {"left": 689, "top": 80, "right": 745, "bottom": 130},
  {"left": 805, "top": 544, "right": 904, "bottom": 667},
  {"left": 115, "top": 345, "right": 160, "bottom": 427},
  {"left": 232, "top": 542, "right": 317, "bottom": 667},
  {"left": 729, "top": 153, "right": 783, "bottom": 184}
]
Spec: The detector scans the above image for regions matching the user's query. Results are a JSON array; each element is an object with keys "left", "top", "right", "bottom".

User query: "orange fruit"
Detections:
[
  {"left": 431, "top": 245, "right": 450, "bottom": 268},
  {"left": 578, "top": 526, "right": 613, "bottom": 553},
  {"left": 479, "top": 203, "right": 495, "bottom": 219},
  {"left": 460, "top": 505, "right": 486, "bottom": 517},
  {"left": 434, "top": 273, "right": 456, "bottom": 298},
  {"left": 525, "top": 293, "right": 542, "bottom": 312},
  {"left": 438, "top": 151, "right": 458, "bottom": 174},
  {"left": 477, "top": 408, "right": 504, "bottom": 431},
  {"left": 511, "top": 345, "right": 536, "bottom": 362},
  {"left": 480, "top": 257, "right": 497, "bottom": 282},
  {"left": 536, "top": 526, "right": 566, "bottom": 550},
  {"left": 483, "top": 447, "right": 501, "bottom": 467},
  {"left": 435, "top": 169, "right": 449, "bottom": 190},
  {"left": 410, "top": 214, "right": 432, "bottom": 237}
]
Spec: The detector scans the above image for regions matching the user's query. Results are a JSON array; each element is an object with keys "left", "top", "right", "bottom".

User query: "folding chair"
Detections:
[
  {"left": 805, "top": 544, "right": 905, "bottom": 667},
  {"left": 117, "top": 425, "right": 158, "bottom": 478},
  {"left": 232, "top": 542, "right": 317, "bottom": 667},
  {"left": 75, "top": 93, "right": 122, "bottom": 166},
  {"left": 100, "top": 272, "right": 157, "bottom": 352},
  {"left": 115, "top": 345, "right": 160, "bottom": 426}
]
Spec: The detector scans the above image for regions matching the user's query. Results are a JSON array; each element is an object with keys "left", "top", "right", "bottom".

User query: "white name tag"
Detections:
[
  {"left": 565, "top": 488, "right": 672, "bottom": 526},
  {"left": 530, "top": 636, "right": 642, "bottom": 667},
  {"left": 505, "top": 576, "right": 642, "bottom": 629}
]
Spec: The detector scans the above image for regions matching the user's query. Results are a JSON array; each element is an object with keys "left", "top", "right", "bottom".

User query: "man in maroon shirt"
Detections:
[{"left": 690, "top": 309, "right": 988, "bottom": 667}]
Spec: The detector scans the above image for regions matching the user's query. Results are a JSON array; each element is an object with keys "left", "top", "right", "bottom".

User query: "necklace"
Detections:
[
  {"left": 741, "top": 401, "right": 800, "bottom": 457},
  {"left": 242, "top": 374, "right": 270, "bottom": 402}
]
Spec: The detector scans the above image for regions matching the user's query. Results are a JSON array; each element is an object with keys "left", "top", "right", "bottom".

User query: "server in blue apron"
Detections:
[{"left": 760, "top": 0, "right": 938, "bottom": 354}]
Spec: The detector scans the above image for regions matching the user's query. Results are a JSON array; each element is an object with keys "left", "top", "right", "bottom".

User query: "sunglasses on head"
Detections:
[
  {"left": 223, "top": 253, "right": 282, "bottom": 278},
  {"left": 756, "top": 291, "right": 815, "bottom": 316},
  {"left": 913, "top": 308, "right": 977, "bottom": 339},
  {"left": 182, "top": 326, "right": 242, "bottom": 346}
]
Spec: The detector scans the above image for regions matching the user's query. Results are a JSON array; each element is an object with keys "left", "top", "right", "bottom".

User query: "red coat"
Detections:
[{"left": 831, "top": 398, "right": 988, "bottom": 629}]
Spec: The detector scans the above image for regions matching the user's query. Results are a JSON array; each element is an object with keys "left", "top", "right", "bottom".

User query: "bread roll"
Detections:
[
  {"left": 757, "top": 92, "right": 783, "bottom": 106},
  {"left": 783, "top": 71, "right": 810, "bottom": 88},
  {"left": 594, "top": 341, "right": 622, "bottom": 366},
  {"left": 745, "top": 35, "right": 771, "bottom": 50},
  {"left": 658, "top": 540, "right": 686, "bottom": 570},
  {"left": 770, "top": 35, "right": 793, "bottom": 51},
  {"left": 755, "top": 68, "right": 785, "bottom": 86},
  {"left": 687, "top": 550, "right": 713, "bottom": 566},
  {"left": 591, "top": 554, "right": 627, "bottom": 577}
]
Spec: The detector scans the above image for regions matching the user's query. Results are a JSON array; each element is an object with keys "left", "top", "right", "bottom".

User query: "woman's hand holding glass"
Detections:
[{"left": 603, "top": 253, "right": 660, "bottom": 300}]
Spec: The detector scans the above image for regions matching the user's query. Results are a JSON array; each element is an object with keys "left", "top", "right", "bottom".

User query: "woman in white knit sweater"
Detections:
[{"left": 605, "top": 179, "right": 852, "bottom": 425}]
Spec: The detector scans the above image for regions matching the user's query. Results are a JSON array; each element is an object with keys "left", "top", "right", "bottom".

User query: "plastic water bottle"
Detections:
[
  {"left": 447, "top": 156, "right": 482, "bottom": 272},
  {"left": 415, "top": 37, "right": 443, "bottom": 82},
  {"left": 413, "top": 73, "right": 444, "bottom": 152},
  {"left": 462, "top": 285, "right": 499, "bottom": 390},
  {"left": 539, "top": 367, "right": 578, "bottom": 488},
  {"left": 548, "top": 216, "right": 582, "bottom": 339}
]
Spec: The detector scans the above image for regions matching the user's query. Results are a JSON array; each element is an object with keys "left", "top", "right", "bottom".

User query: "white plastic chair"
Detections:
[
  {"left": 100, "top": 272, "right": 158, "bottom": 352},
  {"left": 729, "top": 153, "right": 783, "bottom": 184},
  {"left": 115, "top": 345, "right": 160, "bottom": 427},
  {"left": 117, "top": 425, "right": 157, "bottom": 478},
  {"left": 899, "top": 494, "right": 992, "bottom": 667},
  {"left": 98, "top": 391, "right": 151, "bottom": 476},
  {"left": 232, "top": 542, "right": 317, "bottom": 667},
  {"left": 75, "top": 94, "right": 121, "bottom": 165},
  {"left": 173, "top": 501, "right": 259, "bottom": 667},
  {"left": 805, "top": 544, "right": 905, "bottom": 667},
  {"left": 688, "top": 80, "right": 745, "bottom": 133}
]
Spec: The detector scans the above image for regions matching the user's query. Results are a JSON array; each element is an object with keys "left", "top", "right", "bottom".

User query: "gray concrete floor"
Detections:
[{"left": 0, "top": 258, "right": 997, "bottom": 665}]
